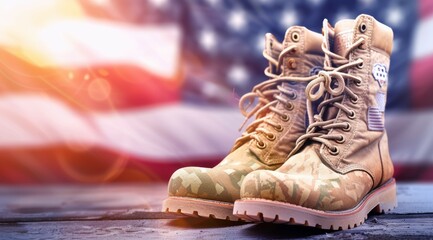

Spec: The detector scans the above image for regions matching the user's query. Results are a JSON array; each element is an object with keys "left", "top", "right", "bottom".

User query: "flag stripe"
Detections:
[
  {"left": 410, "top": 55, "right": 433, "bottom": 108},
  {"left": 420, "top": 0, "right": 433, "bottom": 19},
  {"left": 0, "top": 145, "right": 222, "bottom": 183},
  {"left": 387, "top": 109, "right": 433, "bottom": 163},
  {"left": 0, "top": 94, "right": 240, "bottom": 159},
  {"left": 1, "top": 146, "right": 433, "bottom": 183},
  {"left": 412, "top": 14, "right": 433, "bottom": 60},
  {"left": 0, "top": 19, "right": 182, "bottom": 79},
  {"left": 1, "top": 93, "right": 433, "bottom": 163},
  {"left": 0, "top": 61, "right": 181, "bottom": 110}
]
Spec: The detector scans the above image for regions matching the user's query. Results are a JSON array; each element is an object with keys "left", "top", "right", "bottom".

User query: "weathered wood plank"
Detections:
[
  {"left": 393, "top": 183, "right": 433, "bottom": 214},
  {"left": 0, "top": 182, "right": 432, "bottom": 223},
  {"left": 1, "top": 214, "right": 433, "bottom": 240},
  {"left": 0, "top": 184, "right": 169, "bottom": 222},
  {"left": 0, "top": 182, "right": 432, "bottom": 239}
]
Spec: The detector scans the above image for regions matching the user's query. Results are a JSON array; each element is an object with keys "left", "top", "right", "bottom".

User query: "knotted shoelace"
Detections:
[
  {"left": 293, "top": 21, "right": 366, "bottom": 155},
  {"left": 235, "top": 45, "right": 316, "bottom": 148}
]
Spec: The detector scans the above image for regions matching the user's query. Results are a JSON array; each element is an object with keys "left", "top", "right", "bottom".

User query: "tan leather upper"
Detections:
[
  {"left": 318, "top": 14, "right": 394, "bottom": 189},
  {"left": 240, "top": 14, "right": 395, "bottom": 211},
  {"left": 247, "top": 27, "right": 324, "bottom": 166},
  {"left": 334, "top": 15, "right": 393, "bottom": 56}
]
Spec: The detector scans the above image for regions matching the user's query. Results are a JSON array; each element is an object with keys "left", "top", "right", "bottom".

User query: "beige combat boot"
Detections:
[
  {"left": 162, "top": 27, "right": 324, "bottom": 221},
  {"left": 235, "top": 14, "right": 397, "bottom": 229}
]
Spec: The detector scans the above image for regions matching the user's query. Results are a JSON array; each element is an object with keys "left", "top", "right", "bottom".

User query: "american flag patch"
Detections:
[{"left": 368, "top": 107, "right": 385, "bottom": 131}]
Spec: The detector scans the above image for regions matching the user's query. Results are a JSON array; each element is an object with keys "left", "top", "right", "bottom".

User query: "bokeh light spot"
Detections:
[{"left": 87, "top": 77, "right": 111, "bottom": 101}]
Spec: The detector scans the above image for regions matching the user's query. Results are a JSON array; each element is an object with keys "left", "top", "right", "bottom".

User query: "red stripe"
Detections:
[
  {"left": 394, "top": 163, "right": 433, "bottom": 181},
  {"left": 0, "top": 49, "right": 182, "bottom": 111},
  {"left": 410, "top": 56, "right": 433, "bottom": 109},
  {"left": 420, "top": 0, "right": 433, "bottom": 19},
  {"left": 0, "top": 146, "right": 221, "bottom": 184},
  {"left": 1, "top": 145, "right": 433, "bottom": 183}
]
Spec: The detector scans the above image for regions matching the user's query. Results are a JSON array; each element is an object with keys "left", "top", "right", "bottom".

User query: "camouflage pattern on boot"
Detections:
[
  {"left": 235, "top": 14, "right": 397, "bottom": 229},
  {"left": 163, "top": 27, "right": 324, "bottom": 221}
]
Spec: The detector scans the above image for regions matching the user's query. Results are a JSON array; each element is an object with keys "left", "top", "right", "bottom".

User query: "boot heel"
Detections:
[{"left": 372, "top": 179, "right": 397, "bottom": 214}]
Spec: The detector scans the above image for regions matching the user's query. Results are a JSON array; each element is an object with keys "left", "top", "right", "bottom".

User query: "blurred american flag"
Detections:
[{"left": 0, "top": 0, "right": 431, "bottom": 183}]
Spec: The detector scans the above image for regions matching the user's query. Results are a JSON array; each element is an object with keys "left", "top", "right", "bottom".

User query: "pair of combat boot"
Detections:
[{"left": 163, "top": 14, "right": 396, "bottom": 230}]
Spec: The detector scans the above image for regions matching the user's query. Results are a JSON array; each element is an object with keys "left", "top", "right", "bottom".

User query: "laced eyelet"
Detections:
[
  {"left": 354, "top": 80, "right": 362, "bottom": 87},
  {"left": 342, "top": 123, "right": 352, "bottom": 132},
  {"left": 357, "top": 61, "right": 364, "bottom": 69},
  {"left": 347, "top": 110, "right": 356, "bottom": 119},
  {"left": 290, "top": 92, "right": 297, "bottom": 100},
  {"left": 280, "top": 114, "right": 290, "bottom": 122},
  {"left": 359, "top": 23, "right": 367, "bottom": 33},
  {"left": 291, "top": 31, "right": 300, "bottom": 42},
  {"left": 285, "top": 102, "right": 294, "bottom": 111},
  {"left": 350, "top": 96, "right": 359, "bottom": 104},
  {"left": 328, "top": 146, "right": 340, "bottom": 155},
  {"left": 287, "top": 58, "right": 297, "bottom": 69},
  {"left": 336, "top": 135, "right": 345, "bottom": 144},
  {"left": 274, "top": 124, "right": 284, "bottom": 132},
  {"left": 266, "top": 133, "right": 276, "bottom": 141},
  {"left": 256, "top": 141, "right": 266, "bottom": 149}
]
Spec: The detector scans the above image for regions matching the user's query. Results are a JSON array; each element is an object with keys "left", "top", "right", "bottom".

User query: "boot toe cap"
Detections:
[
  {"left": 240, "top": 168, "right": 373, "bottom": 211},
  {"left": 167, "top": 166, "right": 245, "bottom": 202},
  {"left": 240, "top": 170, "right": 297, "bottom": 202}
]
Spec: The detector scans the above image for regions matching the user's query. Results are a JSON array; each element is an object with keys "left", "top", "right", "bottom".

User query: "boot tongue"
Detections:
[
  {"left": 281, "top": 27, "right": 323, "bottom": 77},
  {"left": 333, "top": 19, "right": 356, "bottom": 56},
  {"left": 320, "top": 20, "right": 356, "bottom": 122},
  {"left": 264, "top": 33, "right": 282, "bottom": 60}
]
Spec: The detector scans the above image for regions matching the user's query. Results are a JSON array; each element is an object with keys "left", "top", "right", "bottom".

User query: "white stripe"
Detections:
[
  {"left": 0, "top": 94, "right": 242, "bottom": 161},
  {"left": 38, "top": 20, "right": 181, "bottom": 79},
  {"left": 412, "top": 15, "right": 433, "bottom": 59},
  {"left": 0, "top": 19, "right": 181, "bottom": 79},
  {"left": 386, "top": 110, "right": 433, "bottom": 164},
  {"left": 0, "top": 94, "right": 431, "bottom": 163}
]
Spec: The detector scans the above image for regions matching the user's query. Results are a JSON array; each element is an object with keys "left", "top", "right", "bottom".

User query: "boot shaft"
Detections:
[
  {"left": 332, "top": 15, "right": 392, "bottom": 131},
  {"left": 317, "top": 15, "right": 394, "bottom": 187},
  {"left": 240, "top": 27, "right": 324, "bottom": 166}
]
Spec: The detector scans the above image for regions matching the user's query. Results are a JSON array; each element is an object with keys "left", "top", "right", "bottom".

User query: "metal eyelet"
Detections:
[
  {"left": 359, "top": 23, "right": 367, "bottom": 33},
  {"left": 256, "top": 141, "right": 266, "bottom": 149},
  {"left": 274, "top": 125, "right": 284, "bottom": 132},
  {"left": 350, "top": 96, "right": 359, "bottom": 104},
  {"left": 291, "top": 31, "right": 300, "bottom": 42},
  {"left": 280, "top": 114, "right": 290, "bottom": 122},
  {"left": 286, "top": 102, "right": 294, "bottom": 111},
  {"left": 266, "top": 133, "right": 276, "bottom": 141},
  {"left": 347, "top": 110, "right": 356, "bottom": 119},
  {"left": 342, "top": 123, "right": 352, "bottom": 132},
  {"left": 328, "top": 146, "right": 340, "bottom": 155},
  {"left": 336, "top": 135, "right": 345, "bottom": 144}
]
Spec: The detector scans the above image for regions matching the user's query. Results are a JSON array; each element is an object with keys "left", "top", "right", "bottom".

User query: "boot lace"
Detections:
[
  {"left": 234, "top": 45, "right": 316, "bottom": 149},
  {"left": 293, "top": 22, "right": 366, "bottom": 155}
]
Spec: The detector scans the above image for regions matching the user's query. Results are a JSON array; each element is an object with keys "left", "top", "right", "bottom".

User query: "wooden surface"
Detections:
[{"left": 0, "top": 183, "right": 432, "bottom": 239}]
